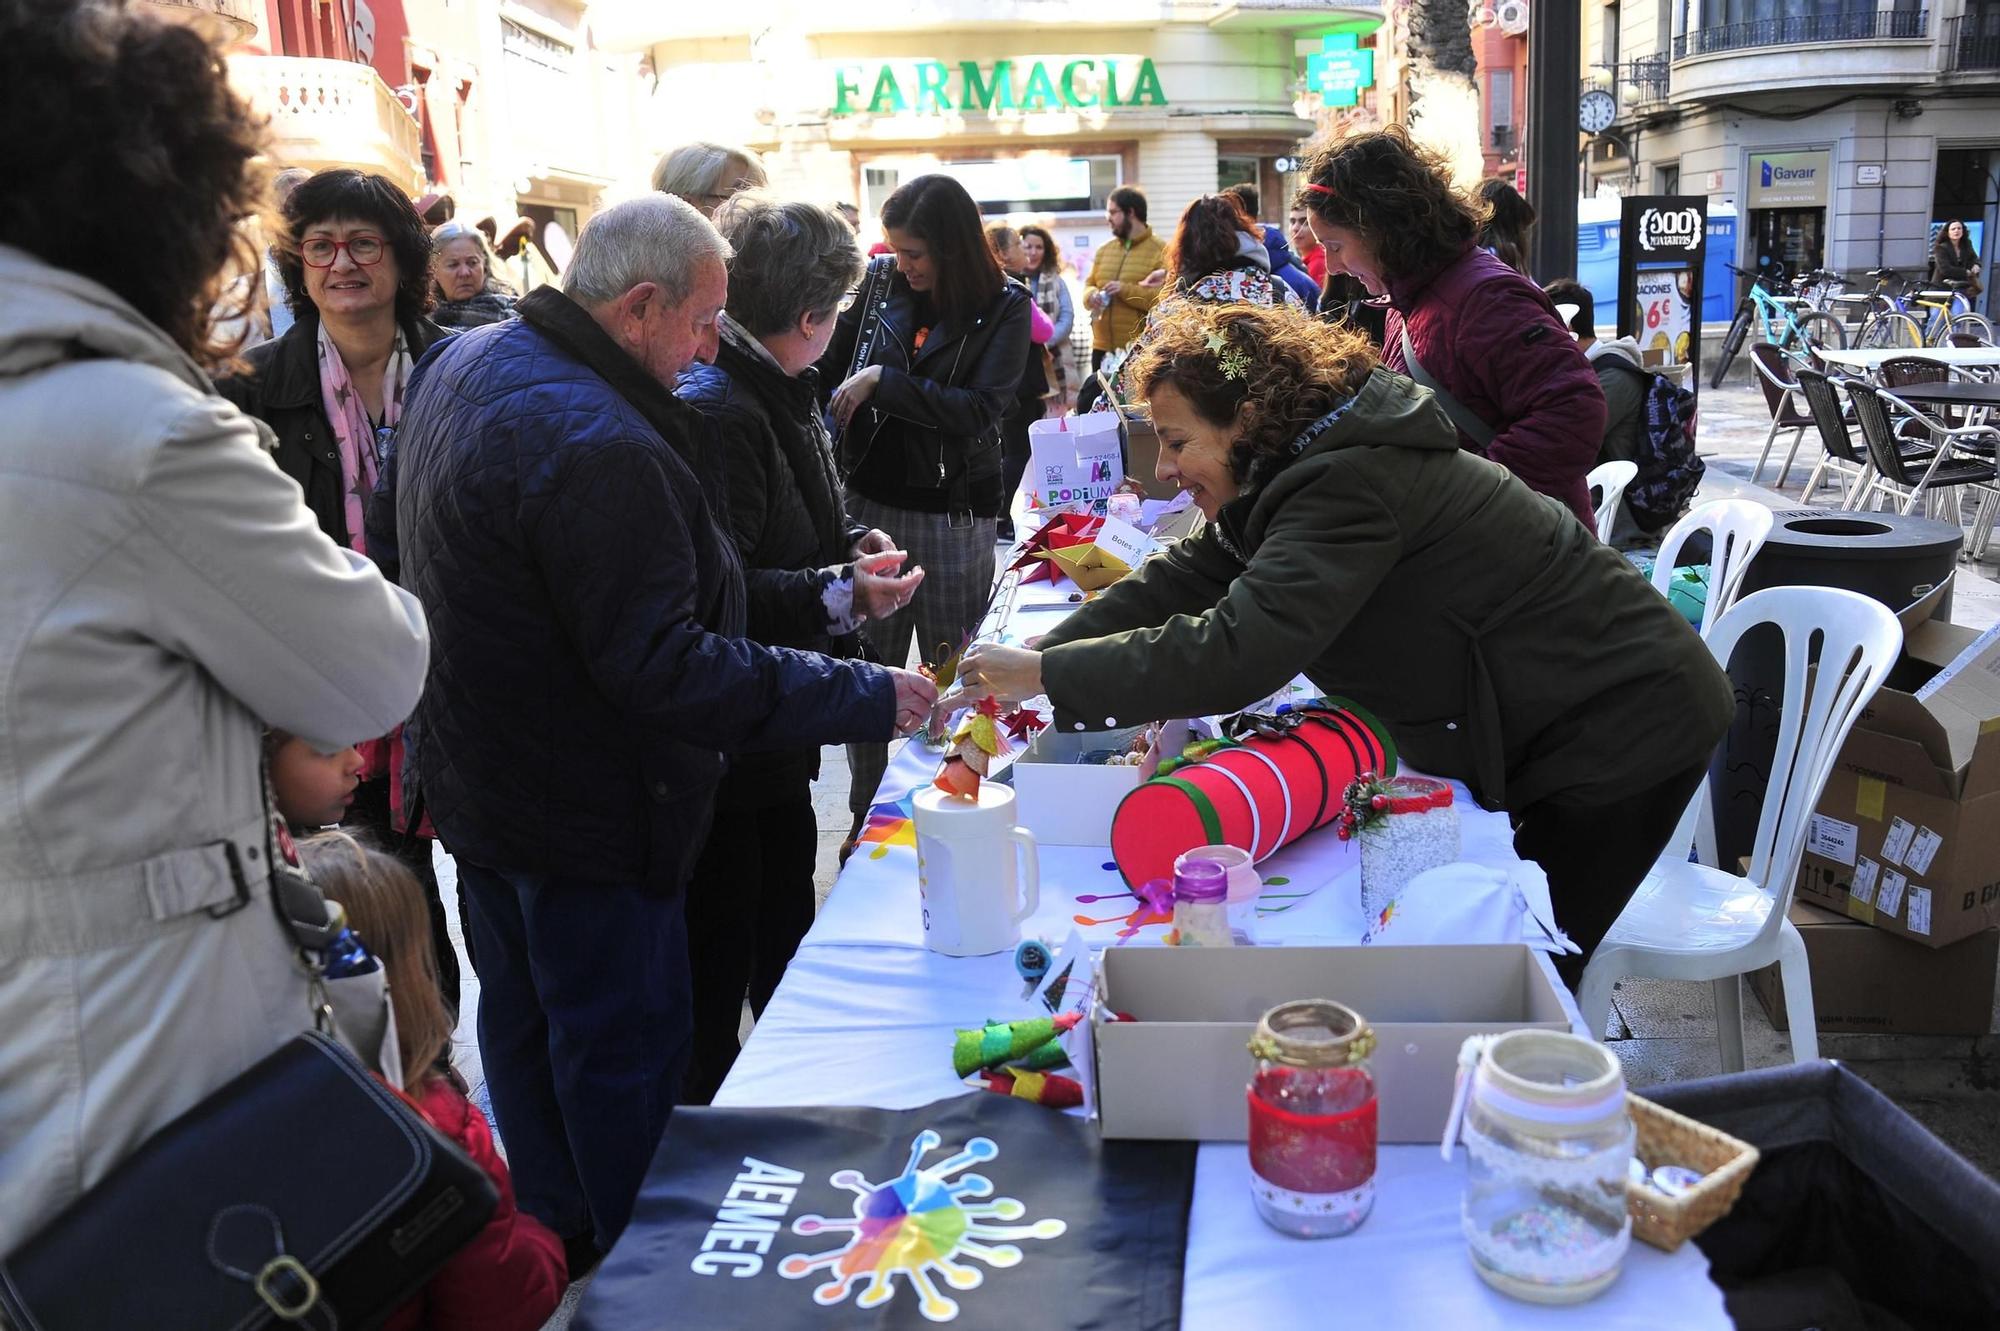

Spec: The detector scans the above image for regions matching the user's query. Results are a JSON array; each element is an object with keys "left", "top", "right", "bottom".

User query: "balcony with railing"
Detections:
[
  {"left": 1944, "top": 10, "right": 2000, "bottom": 70},
  {"left": 227, "top": 55, "right": 425, "bottom": 192},
  {"left": 1670, "top": 7, "right": 1934, "bottom": 100}
]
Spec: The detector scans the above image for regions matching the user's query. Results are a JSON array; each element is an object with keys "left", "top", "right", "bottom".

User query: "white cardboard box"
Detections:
[
  {"left": 1010, "top": 724, "right": 1153, "bottom": 846},
  {"left": 1091, "top": 944, "right": 1572, "bottom": 1143}
]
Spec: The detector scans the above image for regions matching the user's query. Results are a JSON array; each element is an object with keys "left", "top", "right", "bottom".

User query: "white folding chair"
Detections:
[
  {"left": 1577, "top": 585, "right": 1903, "bottom": 1070},
  {"left": 1587, "top": 460, "right": 1639, "bottom": 543},
  {"left": 1649, "top": 500, "right": 1775, "bottom": 638}
]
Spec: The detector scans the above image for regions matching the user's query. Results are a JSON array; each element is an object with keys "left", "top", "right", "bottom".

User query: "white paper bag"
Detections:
[{"left": 1023, "top": 412, "right": 1124, "bottom": 511}]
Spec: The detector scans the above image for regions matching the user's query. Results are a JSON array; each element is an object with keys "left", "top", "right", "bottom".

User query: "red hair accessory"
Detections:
[{"left": 1304, "top": 183, "right": 1337, "bottom": 197}]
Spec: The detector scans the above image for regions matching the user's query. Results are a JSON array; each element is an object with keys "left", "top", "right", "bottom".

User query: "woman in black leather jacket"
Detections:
[{"left": 821, "top": 174, "right": 1032, "bottom": 819}]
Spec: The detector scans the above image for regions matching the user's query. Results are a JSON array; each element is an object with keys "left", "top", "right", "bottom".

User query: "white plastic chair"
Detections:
[
  {"left": 1577, "top": 585, "right": 1903, "bottom": 1070},
  {"left": 1587, "top": 460, "right": 1638, "bottom": 543},
  {"left": 1649, "top": 500, "right": 1775, "bottom": 639}
]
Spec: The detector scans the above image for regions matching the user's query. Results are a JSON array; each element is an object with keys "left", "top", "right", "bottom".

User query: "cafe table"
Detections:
[
  {"left": 1818, "top": 344, "right": 2000, "bottom": 376},
  {"left": 651, "top": 563, "right": 1732, "bottom": 1327}
]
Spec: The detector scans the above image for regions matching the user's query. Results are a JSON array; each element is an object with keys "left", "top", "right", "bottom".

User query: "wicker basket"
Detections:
[{"left": 1625, "top": 1092, "right": 1760, "bottom": 1252}]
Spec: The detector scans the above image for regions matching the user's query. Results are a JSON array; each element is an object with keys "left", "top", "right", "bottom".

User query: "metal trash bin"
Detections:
[
  {"left": 1648, "top": 1062, "right": 2000, "bottom": 1329},
  {"left": 1711, "top": 510, "right": 1961, "bottom": 869}
]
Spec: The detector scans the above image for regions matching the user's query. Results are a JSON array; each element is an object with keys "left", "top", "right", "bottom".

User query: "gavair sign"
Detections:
[{"left": 1748, "top": 150, "right": 1830, "bottom": 209}]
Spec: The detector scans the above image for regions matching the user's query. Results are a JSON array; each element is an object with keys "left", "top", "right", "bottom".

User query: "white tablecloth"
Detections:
[{"left": 717, "top": 566, "right": 1731, "bottom": 1329}]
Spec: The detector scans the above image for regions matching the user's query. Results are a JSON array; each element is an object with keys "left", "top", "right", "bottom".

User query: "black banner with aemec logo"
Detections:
[
  {"left": 575, "top": 1093, "right": 1193, "bottom": 1330},
  {"left": 1618, "top": 195, "right": 1709, "bottom": 375}
]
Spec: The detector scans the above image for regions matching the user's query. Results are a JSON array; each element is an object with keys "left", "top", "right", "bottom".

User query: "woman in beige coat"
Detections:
[{"left": 0, "top": 3, "right": 430, "bottom": 1253}]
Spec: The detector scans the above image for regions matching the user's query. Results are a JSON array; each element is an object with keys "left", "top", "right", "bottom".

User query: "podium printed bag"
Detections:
[
  {"left": 1022, "top": 412, "right": 1123, "bottom": 512},
  {"left": 575, "top": 1093, "right": 1192, "bottom": 1330}
]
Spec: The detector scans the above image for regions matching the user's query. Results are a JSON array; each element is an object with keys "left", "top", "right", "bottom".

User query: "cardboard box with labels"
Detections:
[
  {"left": 1796, "top": 616, "right": 2000, "bottom": 948},
  {"left": 1748, "top": 901, "right": 1998, "bottom": 1036}
]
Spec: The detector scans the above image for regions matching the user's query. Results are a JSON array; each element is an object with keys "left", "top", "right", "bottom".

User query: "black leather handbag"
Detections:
[{"left": 0, "top": 1031, "right": 498, "bottom": 1331}]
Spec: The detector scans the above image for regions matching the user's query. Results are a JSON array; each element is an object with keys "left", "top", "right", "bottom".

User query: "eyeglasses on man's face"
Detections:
[{"left": 301, "top": 235, "right": 387, "bottom": 268}]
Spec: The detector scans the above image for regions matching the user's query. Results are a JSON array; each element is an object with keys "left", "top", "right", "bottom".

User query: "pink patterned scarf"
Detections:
[{"left": 316, "top": 319, "right": 410, "bottom": 555}]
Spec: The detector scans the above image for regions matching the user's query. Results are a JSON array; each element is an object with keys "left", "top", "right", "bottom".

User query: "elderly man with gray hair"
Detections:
[{"left": 394, "top": 193, "right": 935, "bottom": 1265}]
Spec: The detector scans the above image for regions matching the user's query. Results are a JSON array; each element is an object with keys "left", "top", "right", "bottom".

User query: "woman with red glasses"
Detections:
[{"left": 218, "top": 169, "right": 456, "bottom": 1013}]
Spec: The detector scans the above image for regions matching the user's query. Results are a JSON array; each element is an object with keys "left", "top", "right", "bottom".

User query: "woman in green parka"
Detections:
[{"left": 956, "top": 303, "right": 1734, "bottom": 987}]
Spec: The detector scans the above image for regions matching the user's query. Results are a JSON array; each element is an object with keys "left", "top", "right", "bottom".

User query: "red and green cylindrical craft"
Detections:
[{"left": 1108, "top": 703, "right": 1395, "bottom": 889}]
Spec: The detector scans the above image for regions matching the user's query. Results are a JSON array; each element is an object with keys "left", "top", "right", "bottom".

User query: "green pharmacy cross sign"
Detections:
[
  {"left": 832, "top": 58, "right": 1167, "bottom": 117},
  {"left": 1306, "top": 34, "right": 1374, "bottom": 108}
]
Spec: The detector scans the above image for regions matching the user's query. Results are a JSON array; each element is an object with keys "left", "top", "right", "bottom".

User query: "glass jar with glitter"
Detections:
[
  {"left": 1442, "top": 1030, "right": 1634, "bottom": 1303},
  {"left": 1336, "top": 774, "right": 1460, "bottom": 925},
  {"left": 1245, "top": 999, "right": 1378, "bottom": 1237},
  {"left": 1169, "top": 856, "right": 1234, "bottom": 947}
]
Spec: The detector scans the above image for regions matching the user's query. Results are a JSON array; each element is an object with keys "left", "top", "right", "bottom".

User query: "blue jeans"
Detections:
[{"left": 457, "top": 860, "right": 692, "bottom": 1246}]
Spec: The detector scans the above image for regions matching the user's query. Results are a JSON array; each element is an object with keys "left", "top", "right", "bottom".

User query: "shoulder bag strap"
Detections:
[
  {"left": 1399, "top": 324, "right": 1497, "bottom": 448},
  {"left": 834, "top": 256, "right": 895, "bottom": 477}
]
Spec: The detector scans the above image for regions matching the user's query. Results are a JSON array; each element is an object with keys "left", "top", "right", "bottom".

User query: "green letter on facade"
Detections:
[
  {"left": 1059, "top": 59, "right": 1098, "bottom": 108},
  {"left": 914, "top": 60, "right": 951, "bottom": 112},
  {"left": 1127, "top": 57, "right": 1166, "bottom": 106},
  {"left": 833, "top": 66, "right": 864, "bottom": 115},
  {"left": 959, "top": 59, "right": 1016, "bottom": 111},
  {"left": 1020, "top": 60, "right": 1058, "bottom": 111},
  {"left": 867, "top": 65, "right": 908, "bottom": 114}
]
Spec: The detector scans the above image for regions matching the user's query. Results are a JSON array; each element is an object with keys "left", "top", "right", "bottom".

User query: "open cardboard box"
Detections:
[
  {"left": 1011, "top": 725, "right": 1150, "bottom": 847},
  {"left": 1090, "top": 944, "right": 1571, "bottom": 1143},
  {"left": 1796, "top": 612, "right": 2000, "bottom": 947},
  {"left": 1747, "top": 900, "right": 1998, "bottom": 1036}
]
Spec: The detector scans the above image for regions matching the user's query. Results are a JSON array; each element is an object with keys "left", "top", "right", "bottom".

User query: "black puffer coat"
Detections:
[
  {"left": 216, "top": 308, "right": 450, "bottom": 547},
  {"left": 678, "top": 328, "right": 872, "bottom": 806}
]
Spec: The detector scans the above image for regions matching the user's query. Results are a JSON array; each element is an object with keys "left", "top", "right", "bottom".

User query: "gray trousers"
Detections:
[{"left": 845, "top": 494, "right": 997, "bottom": 818}]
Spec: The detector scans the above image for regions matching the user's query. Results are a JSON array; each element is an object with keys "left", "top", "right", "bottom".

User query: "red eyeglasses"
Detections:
[{"left": 300, "top": 235, "right": 386, "bottom": 268}]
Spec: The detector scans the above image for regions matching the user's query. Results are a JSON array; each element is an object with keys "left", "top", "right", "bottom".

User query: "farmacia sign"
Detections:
[{"left": 832, "top": 57, "right": 1167, "bottom": 116}]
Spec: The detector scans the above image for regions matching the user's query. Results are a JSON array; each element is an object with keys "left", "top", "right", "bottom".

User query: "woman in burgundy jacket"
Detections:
[{"left": 1297, "top": 128, "right": 1605, "bottom": 532}]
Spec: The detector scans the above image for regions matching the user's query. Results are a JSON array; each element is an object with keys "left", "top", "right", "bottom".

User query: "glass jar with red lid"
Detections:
[{"left": 1246, "top": 999, "right": 1378, "bottom": 1237}]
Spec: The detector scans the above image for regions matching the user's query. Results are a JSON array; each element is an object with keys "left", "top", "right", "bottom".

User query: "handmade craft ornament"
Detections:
[
  {"left": 1008, "top": 512, "right": 1103, "bottom": 585},
  {"left": 934, "top": 697, "right": 1012, "bottom": 799},
  {"left": 951, "top": 1013, "right": 1082, "bottom": 1078},
  {"left": 980, "top": 1068, "right": 1084, "bottom": 1110},
  {"left": 1110, "top": 704, "right": 1395, "bottom": 889}
]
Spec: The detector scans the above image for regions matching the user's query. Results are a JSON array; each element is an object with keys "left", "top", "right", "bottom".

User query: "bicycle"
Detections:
[
  {"left": 1851, "top": 270, "right": 1994, "bottom": 350},
  {"left": 1710, "top": 262, "right": 1846, "bottom": 388}
]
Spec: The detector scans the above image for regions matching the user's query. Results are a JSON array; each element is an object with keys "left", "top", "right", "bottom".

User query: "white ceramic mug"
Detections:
[{"left": 913, "top": 783, "right": 1041, "bottom": 956}]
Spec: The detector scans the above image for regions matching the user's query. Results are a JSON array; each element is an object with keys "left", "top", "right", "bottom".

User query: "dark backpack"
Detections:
[{"left": 1604, "top": 358, "right": 1704, "bottom": 532}]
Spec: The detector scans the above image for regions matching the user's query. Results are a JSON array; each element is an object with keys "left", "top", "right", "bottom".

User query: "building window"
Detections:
[
  {"left": 1487, "top": 69, "right": 1515, "bottom": 152},
  {"left": 859, "top": 156, "right": 1123, "bottom": 219},
  {"left": 1604, "top": 0, "right": 1622, "bottom": 66},
  {"left": 1659, "top": 164, "right": 1681, "bottom": 195},
  {"left": 1217, "top": 156, "right": 1259, "bottom": 192}
]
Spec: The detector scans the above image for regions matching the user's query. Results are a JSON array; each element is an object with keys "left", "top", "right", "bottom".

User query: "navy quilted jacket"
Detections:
[{"left": 395, "top": 288, "right": 895, "bottom": 892}]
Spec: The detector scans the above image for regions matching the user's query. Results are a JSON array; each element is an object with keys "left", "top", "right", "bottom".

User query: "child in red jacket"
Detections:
[{"left": 300, "top": 831, "right": 567, "bottom": 1331}]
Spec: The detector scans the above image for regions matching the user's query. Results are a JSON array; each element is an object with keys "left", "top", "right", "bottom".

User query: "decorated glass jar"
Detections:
[
  {"left": 1447, "top": 1031, "right": 1634, "bottom": 1304},
  {"left": 1245, "top": 1000, "right": 1378, "bottom": 1237},
  {"left": 1337, "top": 775, "right": 1460, "bottom": 925},
  {"left": 1170, "top": 857, "right": 1233, "bottom": 947}
]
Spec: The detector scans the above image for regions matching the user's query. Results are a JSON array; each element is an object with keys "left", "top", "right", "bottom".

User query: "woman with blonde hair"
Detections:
[
  {"left": 953, "top": 301, "right": 1732, "bottom": 992},
  {"left": 302, "top": 832, "right": 567, "bottom": 1326},
  {"left": 651, "top": 140, "right": 769, "bottom": 218}
]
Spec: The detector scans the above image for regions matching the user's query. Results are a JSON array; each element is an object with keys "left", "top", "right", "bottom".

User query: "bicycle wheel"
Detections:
[
  {"left": 1792, "top": 311, "right": 1847, "bottom": 355},
  {"left": 1857, "top": 312, "right": 1922, "bottom": 351},
  {"left": 1711, "top": 309, "right": 1753, "bottom": 389},
  {"left": 1948, "top": 312, "right": 1995, "bottom": 346}
]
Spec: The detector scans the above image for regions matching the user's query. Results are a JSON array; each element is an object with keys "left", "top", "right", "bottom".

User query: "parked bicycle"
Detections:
[
  {"left": 1847, "top": 269, "right": 1994, "bottom": 350},
  {"left": 1710, "top": 262, "right": 1846, "bottom": 388}
]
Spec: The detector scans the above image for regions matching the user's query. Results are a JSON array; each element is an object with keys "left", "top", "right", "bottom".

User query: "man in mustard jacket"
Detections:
[{"left": 1083, "top": 185, "right": 1167, "bottom": 371}]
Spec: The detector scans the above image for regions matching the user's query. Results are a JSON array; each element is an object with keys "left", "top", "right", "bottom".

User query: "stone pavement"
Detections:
[{"left": 428, "top": 376, "right": 1999, "bottom": 1324}]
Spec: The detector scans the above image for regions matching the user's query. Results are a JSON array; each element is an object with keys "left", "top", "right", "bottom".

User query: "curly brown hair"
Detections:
[
  {"left": 1295, "top": 127, "right": 1485, "bottom": 285},
  {"left": 0, "top": 0, "right": 267, "bottom": 367},
  {"left": 1129, "top": 302, "right": 1377, "bottom": 482}
]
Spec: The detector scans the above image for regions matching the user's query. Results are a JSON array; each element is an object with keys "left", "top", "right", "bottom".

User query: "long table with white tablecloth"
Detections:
[{"left": 714, "top": 565, "right": 1731, "bottom": 1328}]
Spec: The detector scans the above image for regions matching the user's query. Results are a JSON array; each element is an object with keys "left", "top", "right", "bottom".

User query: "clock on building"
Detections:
[{"left": 1579, "top": 88, "right": 1617, "bottom": 135}]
